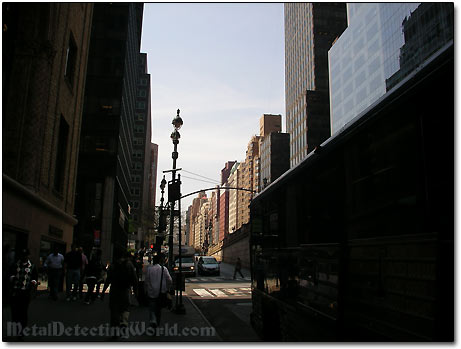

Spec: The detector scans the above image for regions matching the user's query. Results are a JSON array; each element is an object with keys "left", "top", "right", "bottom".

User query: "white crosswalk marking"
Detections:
[
  {"left": 193, "top": 289, "right": 214, "bottom": 297},
  {"left": 189, "top": 287, "right": 251, "bottom": 298},
  {"left": 223, "top": 288, "right": 239, "bottom": 294},
  {"left": 208, "top": 289, "right": 227, "bottom": 297}
]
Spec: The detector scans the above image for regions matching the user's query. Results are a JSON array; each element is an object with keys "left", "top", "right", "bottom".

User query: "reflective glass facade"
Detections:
[
  {"left": 329, "top": 3, "right": 454, "bottom": 135},
  {"left": 284, "top": 3, "right": 347, "bottom": 167}
]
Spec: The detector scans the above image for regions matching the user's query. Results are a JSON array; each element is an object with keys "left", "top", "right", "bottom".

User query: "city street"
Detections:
[
  {"left": 2, "top": 261, "right": 260, "bottom": 342},
  {"left": 184, "top": 262, "right": 260, "bottom": 341}
]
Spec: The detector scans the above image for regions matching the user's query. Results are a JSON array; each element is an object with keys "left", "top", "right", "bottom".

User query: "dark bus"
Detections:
[{"left": 249, "top": 43, "right": 453, "bottom": 341}]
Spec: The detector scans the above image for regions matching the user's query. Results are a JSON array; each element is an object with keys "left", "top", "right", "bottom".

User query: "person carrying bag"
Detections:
[{"left": 144, "top": 253, "right": 172, "bottom": 329}]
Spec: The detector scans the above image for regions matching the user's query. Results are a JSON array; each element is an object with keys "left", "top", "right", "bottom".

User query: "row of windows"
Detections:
[
  {"left": 134, "top": 125, "right": 144, "bottom": 133},
  {"left": 131, "top": 175, "right": 141, "bottom": 183},
  {"left": 133, "top": 138, "right": 143, "bottom": 145},
  {"left": 132, "top": 150, "right": 143, "bottom": 159}
]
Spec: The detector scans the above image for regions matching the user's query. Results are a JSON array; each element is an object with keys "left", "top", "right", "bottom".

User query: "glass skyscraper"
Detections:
[
  {"left": 284, "top": 3, "right": 347, "bottom": 168},
  {"left": 329, "top": 3, "right": 454, "bottom": 135}
]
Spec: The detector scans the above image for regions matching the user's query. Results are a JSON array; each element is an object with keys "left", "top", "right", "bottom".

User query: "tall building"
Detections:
[
  {"left": 188, "top": 192, "right": 207, "bottom": 248},
  {"left": 257, "top": 114, "right": 290, "bottom": 189},
  {"left": 130, "top": 52, "right": 153, "bottom": 249},
  {"left": 227, "top": 162, "right": 241, "bottom": 234},
  {"left": 219, "top": 190, "right": 230, "bottom": 241},
  {"left": 2, "top": 3, "right": 93, "bottom": 263},
  {"left": 329, "top": 3, "right": 454, "bottom": 134},
  {"left": 149, "top": 143, "right": 159, "bottom": 213},
  {"left": 260, "top": 132, "right": 290, "bottom": 189},
  {"left": 284, "top": 3, "right": 347, "bottom": 167},
  {"left": 260, "top": 114, "right": 282, "bottom": 137},
  {"left": 210, "top": 190, "right": 220, "bottom": 246},
  {"left": 74, "top": 3, "right": 144, "bottom": 262},
  {"left": 221, "top": 161, "right": 237, "bottom": 185},
  {"left": 241, "top": 136, "right": 260, "bottom": 225}
]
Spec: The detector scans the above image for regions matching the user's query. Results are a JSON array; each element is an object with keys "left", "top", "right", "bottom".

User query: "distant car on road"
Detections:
[
  {"left": 173, "top": 256, "right": 196, "bottom": 277},
  {"left": 197, "top": 256, "right": 220, "bottom": 276}
]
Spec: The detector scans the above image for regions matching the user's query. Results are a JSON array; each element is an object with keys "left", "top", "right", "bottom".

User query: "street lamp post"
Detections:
[{"left": 167, "top": 109, "right": 185, "bottom": 314}]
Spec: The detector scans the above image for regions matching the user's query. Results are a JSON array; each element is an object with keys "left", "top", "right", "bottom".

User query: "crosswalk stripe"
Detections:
[
  {"left": 193, "top": 289, "right": 214, "bottom": 297},
  {"left": 208, "top": 289, "right": 227, "bottom": 297},
  {"left": 223, "top": 288, "right": 239, "bottom": 294}
]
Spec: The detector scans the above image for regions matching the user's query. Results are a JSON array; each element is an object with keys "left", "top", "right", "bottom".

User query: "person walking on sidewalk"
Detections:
[
  {"left": 144, "top": 253, "right": 172, "bottom": 329},
  {"left": 8, "top": 248, "right": 38, "bottom": 333},
  {"left": 233, "top": 257, "right": 244, "bottom": 279},
  {"left": 44, "top": 247, "right": 64, "bottom": 300},
  {"left": 84, "top": 249, "right": 104, "bottom": 304},
  {"left": 78, "top": 247, "right": 88, "bottom": 299},
  {"left": 101, "top": 250, "right": 138, "bottom": 332},
  {"left": 64, "top": 244, "right": 82, "bottom": 301}
]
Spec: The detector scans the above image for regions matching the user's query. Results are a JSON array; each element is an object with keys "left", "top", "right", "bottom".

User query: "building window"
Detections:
[
  {"left": 133, "top": 138, "right": 144, "bottom": 146},
  {"left": 64, "top": 32, "right": 77, "bottom": 86},
  {"left": 133, "top": 150, "right": 143, "bottom": 159},
  {"left": 135, "top": 113, "right": 144, "bottom": 121},
  {"left": 136, "top": 101, "right": 145, "bottom": 109},
  {"left": 135, "top": 125, "right": 144, "bottom": 133},
  {"left": 137, "top": 89, "right": 147, "bottom": 97},
  {"left": 139, "top": 78, "right": 147, "bottom": 86},
  {"left": 54, "top": 115, "right": 69, "bottom": 192}
]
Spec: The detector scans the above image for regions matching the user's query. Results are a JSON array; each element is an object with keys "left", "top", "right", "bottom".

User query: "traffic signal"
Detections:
[{"left": 150, "top": 244, "right": 153, "bottom": 249}]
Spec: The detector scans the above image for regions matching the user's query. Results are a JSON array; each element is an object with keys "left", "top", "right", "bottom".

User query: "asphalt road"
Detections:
[{"left": 184, "top": 262, "right": 261, "bottom": 341}]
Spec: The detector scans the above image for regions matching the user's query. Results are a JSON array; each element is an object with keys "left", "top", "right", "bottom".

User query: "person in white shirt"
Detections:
[
  {"left": 44, "top": 247, "right": 64, "bottom": 300},
  {"left": 144, "top": 253, "right": 172, "bottom": 328}
]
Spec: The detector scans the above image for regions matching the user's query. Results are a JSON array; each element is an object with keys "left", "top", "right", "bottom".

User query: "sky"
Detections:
[{"left": 140, "top": 3, "right": 285, "bottom": 210}]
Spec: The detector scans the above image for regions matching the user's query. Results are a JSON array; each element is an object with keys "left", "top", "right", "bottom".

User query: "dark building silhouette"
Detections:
[
  {"left": 2, "top": 3, "right": 93, "bottom": 264},
  {"left": 74, "top": 3, "right": 144, "bottom": 262},
  {"left": 130, "top": 53, "right": 153, "bottom": 249}
]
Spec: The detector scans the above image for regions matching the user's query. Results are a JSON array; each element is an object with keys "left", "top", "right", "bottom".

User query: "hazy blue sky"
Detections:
[{"left": 140, "top": 3, "right": 285, "bottom": 209}]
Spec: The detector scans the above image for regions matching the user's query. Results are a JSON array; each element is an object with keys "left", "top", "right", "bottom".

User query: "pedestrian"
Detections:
[
  {"left": 3, "top": 244, "right": 15, "bottom": 305},
  {"left": 233, "top": 257, "right": 244, "bottom": 279},
  {"left": 8, "top": 248, "right": 38, "bottom": 337},
  {"left": 133, "top": 252, "right": 143, "bottom": 281},
  {"left": 44, "top": 246, "right": 64, "bottom": 300},
  {"left": 84, "top": 249, "right": 104, "bottom": 304},
  {"left": 78, "top": 247, "right": 88, "bottom": 299},
  {"left": 144, "top": 253, "right": 172, "bottom": 329},
  {"left": 101, "top": 250, "right": 138, "bottom": 338},
  {"left": 64, "top": 244, "right": 82, "bottom": 301}
]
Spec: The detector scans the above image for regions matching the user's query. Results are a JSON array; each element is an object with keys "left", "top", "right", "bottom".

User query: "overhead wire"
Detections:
[
  {"left": 181, "top": 169, "right": 220, "bottom": 185},
  {"left": 181, "top": 175, "right": 220, "bottom": 186}
]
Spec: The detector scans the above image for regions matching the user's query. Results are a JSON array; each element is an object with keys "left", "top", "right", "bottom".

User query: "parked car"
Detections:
[{"left": 197, "top": 256, "right": 220, "bottom": 276}]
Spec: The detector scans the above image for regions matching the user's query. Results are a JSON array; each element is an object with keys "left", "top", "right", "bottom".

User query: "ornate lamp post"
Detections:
[{"left": 166, "top": 109, "right": 185, "bottom": 314}]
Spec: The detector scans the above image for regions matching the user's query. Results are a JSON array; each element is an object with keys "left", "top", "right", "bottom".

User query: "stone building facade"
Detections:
[{"left": 3, "top": 3, "right": 94, "bottom": 264}]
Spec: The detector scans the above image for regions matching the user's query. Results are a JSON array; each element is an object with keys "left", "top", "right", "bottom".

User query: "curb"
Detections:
[{"left": 185, "top": 296, "right": 223, "bottom": 342}]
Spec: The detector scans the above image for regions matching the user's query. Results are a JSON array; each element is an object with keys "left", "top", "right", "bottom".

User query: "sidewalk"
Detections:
[
  {"left": 2, "top": 291, "right": 221, "bottom": 342},
  {"left": 218, "top": 262, "right": 251, "bottom": 279}
]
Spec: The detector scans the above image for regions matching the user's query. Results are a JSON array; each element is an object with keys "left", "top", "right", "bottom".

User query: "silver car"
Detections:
[{"left": 197, "top": 256, "right": 220, "bottom": 276}]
